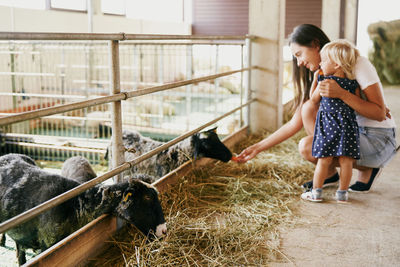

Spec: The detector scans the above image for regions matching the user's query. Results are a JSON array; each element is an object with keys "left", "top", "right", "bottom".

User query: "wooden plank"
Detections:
[{"left": 24, "top": 126, "right": 248, "bottom": 267}]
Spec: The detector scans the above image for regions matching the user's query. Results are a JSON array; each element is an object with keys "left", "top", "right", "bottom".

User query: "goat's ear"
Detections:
[
  {"left": 211, "top": 126, "right": 217, "bottom": 132},
  {"left": 206, "top": 127, "right": 217, "bottom": 134}
]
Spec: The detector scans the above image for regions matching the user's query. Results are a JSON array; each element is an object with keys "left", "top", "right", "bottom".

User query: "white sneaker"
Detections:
[
  {"left": 335, "top": 190, "right": 349, "bottom": 203},
  {"left": 301, "top": 189, "right": 323, "bottom": 202}
]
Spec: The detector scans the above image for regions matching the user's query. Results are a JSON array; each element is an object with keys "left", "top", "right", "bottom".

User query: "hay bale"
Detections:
[
  {"left": 368, "top": 19, "right": 400, "bottom": 84},
  {"left": 90, "top": 131, "right": 313, "bottom": 266}
]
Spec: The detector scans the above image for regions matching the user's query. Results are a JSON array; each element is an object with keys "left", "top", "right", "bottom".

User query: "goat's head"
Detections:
[
  {"left": 192, "top": 127, "right": 232, "bottom": 162},
  {"left": 116, "top": 179, "right": 167, "bottom": 237}
]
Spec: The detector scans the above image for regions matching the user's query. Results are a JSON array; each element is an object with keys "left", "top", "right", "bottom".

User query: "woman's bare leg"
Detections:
[
  {"left": 353, "top": 164, "right": 374, "bottom": 183},
  {"left": 298, "top": 136, "right": 317, "bottom": 164},
  {"left": 301, "top": 100, "right": 319, "bottom": 135}
]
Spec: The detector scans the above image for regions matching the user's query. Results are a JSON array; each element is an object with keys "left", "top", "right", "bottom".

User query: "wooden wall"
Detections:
[
  {"left": 192, "top": 0, "right": 249, "bottom": 35},
  {"left": 192, "top": 0, "right": 323, "bottom": 38},
  {"left": 285, "top": 0, "right": 322, "bottom": 37}
]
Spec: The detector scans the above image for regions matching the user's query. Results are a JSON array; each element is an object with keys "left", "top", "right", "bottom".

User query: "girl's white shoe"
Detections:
[{"left": 301, "top": 188, "right": 323, "bottom": 202}]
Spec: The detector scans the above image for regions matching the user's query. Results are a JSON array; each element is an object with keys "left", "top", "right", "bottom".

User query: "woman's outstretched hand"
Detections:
[{"left": 234, "top": 144, "right": 260, "bottom": 163}]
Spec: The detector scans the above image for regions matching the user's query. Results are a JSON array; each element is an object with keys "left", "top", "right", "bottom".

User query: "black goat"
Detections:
[
  {"left": 108, "top": 127, "right": 232, "bottom": 178},
  {"left": 0, "top": 153, "right": 166, "bottom": 265}
]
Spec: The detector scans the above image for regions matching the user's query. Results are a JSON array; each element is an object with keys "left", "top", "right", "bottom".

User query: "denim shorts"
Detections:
[{"left": 357, "top": 126, "right": 397, "bottom": 168}]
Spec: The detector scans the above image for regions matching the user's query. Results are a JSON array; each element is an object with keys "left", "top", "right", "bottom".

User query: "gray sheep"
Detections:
[
  {"left": 61, "top": 155, "right": 97, "bottom": 183},
  {"left": 0, "top": 153, "right": 166, "bottom": 265},
  {"left": 109, "top": 127, "right": 232, "bottom": 179},
  {"left": 1, "top": 156, "right": 98, "bottom": 250},
  {"left": 61, "top": 155, "right": 156, "bottom": 184}
]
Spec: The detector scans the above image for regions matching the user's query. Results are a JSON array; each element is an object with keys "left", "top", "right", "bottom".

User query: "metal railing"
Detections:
[
  {"left": 0, "top": 32, "right": 255, "bottom": 237},
  {"left": 0, "top": 35, "right": 252, "bottom": 163}
]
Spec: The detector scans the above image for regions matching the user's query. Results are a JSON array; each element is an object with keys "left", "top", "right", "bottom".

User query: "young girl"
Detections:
[{"left": 301, "top": 39, "right": 361, "bottom": 203}]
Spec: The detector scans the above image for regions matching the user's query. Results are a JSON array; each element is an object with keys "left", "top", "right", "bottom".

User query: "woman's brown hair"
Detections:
[{"left": 288, "top": 24, "right": 330, "bottom": 109}]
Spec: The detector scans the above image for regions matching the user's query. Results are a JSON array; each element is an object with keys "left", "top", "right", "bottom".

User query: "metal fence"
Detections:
[
  {"left": 0, "top": 32, "right": 255, "bottom": 239},
  {"left": 0, "top": 37, "right": 248, "bottom": 164}
]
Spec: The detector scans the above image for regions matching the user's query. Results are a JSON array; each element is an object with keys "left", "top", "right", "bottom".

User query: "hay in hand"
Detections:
[{"left": 90, "top": 130, "right": 314, "bottom": 266}]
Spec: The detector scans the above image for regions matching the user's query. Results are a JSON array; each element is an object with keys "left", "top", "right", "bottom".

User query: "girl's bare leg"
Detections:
[
  {"left": 299, "top": 135, "right": 338, "bottom": 177},
  {"left": 313, "top": 157, "right": 334, "bottom": 189},
  {"left": 338, "top": 156, "right": 355, "bottom": 190},
  {"left": 300, "top": 100, "right": 338, "bottom": 178}
]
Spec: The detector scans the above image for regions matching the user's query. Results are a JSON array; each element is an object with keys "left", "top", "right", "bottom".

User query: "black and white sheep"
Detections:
[
  {"left": 0, "top": 153, "right": 166, "bottom": 265},
  {"left": 109, "top": 127, "right": 232, "bottom": 179}
]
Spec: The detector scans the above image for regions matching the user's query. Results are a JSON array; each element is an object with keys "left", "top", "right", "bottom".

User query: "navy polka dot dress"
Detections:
[{"left": 312, "top": 75, "right": 360, "bottom": 159}]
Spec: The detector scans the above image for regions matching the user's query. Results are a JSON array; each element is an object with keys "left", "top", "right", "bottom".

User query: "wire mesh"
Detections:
[{"left": 0, "top": 40, "right": 247, "bottom": 163}]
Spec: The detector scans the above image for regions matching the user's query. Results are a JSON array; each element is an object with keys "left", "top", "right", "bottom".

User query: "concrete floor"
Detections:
[{"left": 272, "top": 86, "right": 400, "bottom": 267}]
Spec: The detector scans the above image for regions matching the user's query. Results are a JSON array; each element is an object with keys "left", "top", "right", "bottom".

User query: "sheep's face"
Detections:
[
  {"left": 117, "top": 180, "right": 167, "bottom": 237},
  {"left": 193, "top": 128, "right": 232, "bottom": 162}
]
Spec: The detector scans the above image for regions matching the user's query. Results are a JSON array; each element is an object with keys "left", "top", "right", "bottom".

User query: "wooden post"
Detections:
[
  {"left": 248, "top": 0, "right": 285, "bottom": 133},
  {"left": 322, "top": 0, "right": 359, "bottom": 43},
  {"left": 109, "top": 40, "right": 124, "bottom": 183}
]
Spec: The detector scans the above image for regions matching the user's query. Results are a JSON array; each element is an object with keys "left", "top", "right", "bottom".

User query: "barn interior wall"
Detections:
[
  {"left": 322, "top": 0, "right": 358, "bottom": 43},
  {"left": 0, "top": 5, "right": 191, "bottom": 34},
  {"left": 248, "top": 0, "right": 285, "bottom": 133}
]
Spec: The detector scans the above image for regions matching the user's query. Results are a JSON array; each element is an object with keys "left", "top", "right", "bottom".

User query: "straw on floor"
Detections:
[{"left": 90, "top": 130, "right": 314, "bottom": 266}]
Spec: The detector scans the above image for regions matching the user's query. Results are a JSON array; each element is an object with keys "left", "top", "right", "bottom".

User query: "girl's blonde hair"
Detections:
[{"left": 320, "top": 39, "right": 360, "bottom": 79}]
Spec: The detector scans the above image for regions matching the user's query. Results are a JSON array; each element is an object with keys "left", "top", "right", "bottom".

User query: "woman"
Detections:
[{"left": 236, "top": 24, "right": 397, "bottom": 193}]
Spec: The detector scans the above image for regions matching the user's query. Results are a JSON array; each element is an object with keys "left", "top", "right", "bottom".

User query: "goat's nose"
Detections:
[{"left": 156, "top": 223, "right": 167, "bottom": 237}]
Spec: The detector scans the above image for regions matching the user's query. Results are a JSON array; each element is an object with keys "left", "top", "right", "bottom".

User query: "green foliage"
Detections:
[{"left": 368, "top": 20, "right": 400, "bottom": 85}]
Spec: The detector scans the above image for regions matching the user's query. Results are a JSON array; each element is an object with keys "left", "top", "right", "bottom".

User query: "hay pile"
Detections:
[
  {"left": 368, "top": 19, "right": 400, "bottom": 85},
  {"left": 90, "top": 131, "right": 314, "bottom": 266}
]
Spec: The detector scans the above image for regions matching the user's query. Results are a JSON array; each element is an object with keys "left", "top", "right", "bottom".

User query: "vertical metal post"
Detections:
[
  {"left": 87, "top": 0, "right": 93, "bottom": 33},
  {"left": 245, "top": 37, "right": 252, "bottom": 132},
  {"left": 158, "top": 45, "right": 164, "bottom": 121},
  {"left": 132, "top": 45, "right": 138, "bottom": 90},
  {"left": 84, "top": 44, "right": 90, "bottom": 140},
  {"left": 10, "top": 45, "right": 17, "bottom": 111},
  {"left": 240, "top": 44, "right": 244, "bottom": 127},
  {"left": 185, "top": 45, "right": 193, "bottom": 131},
  {"left": 109, "top": 40, "right": 124, "bottom": 183},
  {"left": 214, "top": 44, "right": 219, "bottom": 117}
]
